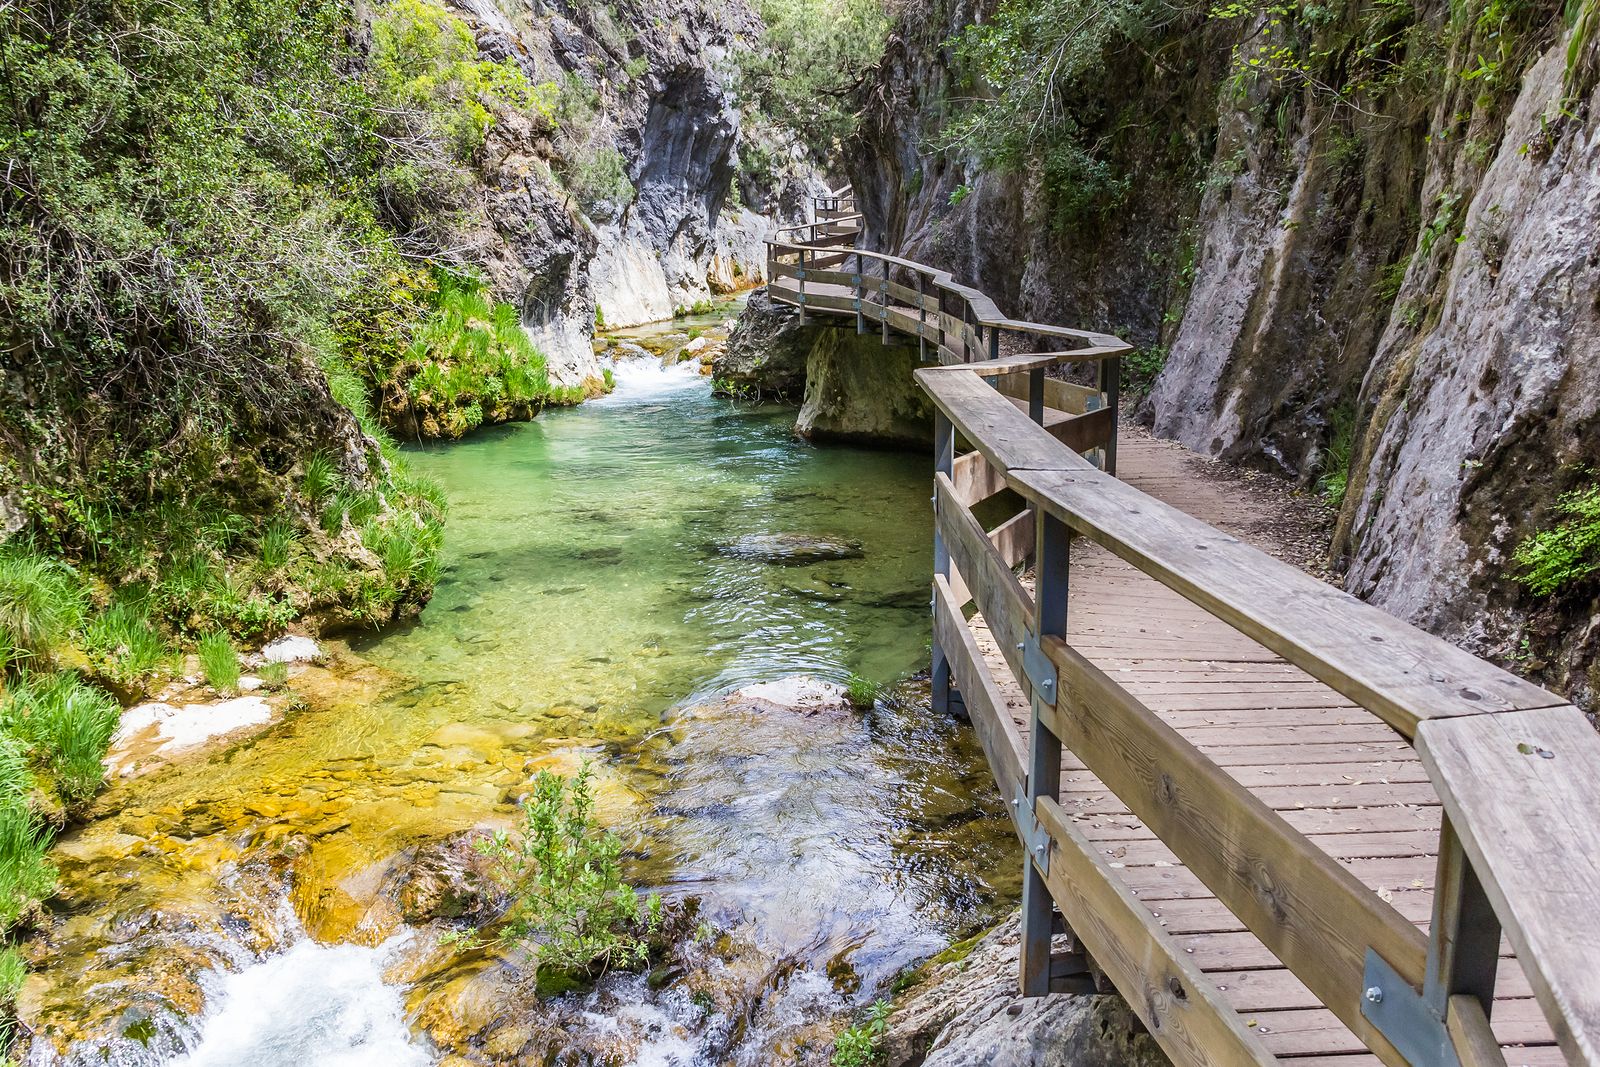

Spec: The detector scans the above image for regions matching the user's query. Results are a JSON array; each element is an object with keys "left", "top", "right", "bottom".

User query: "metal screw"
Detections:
[
  {"left": 1364, "top": 986, "right": 1384, "bottom": 1005},
  {"left": 1016, "top": 642, "right": 1025, "bottom": 651},
  {"left": 1042, "top": 679, "right": 1055, "bottom": 693}
]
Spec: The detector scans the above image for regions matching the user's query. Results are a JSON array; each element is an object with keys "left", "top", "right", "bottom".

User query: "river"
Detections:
[{"left": 21, "top": 326, "right": 1017, "bottom": 1065}]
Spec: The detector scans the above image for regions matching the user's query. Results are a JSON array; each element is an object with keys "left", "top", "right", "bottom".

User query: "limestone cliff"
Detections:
[{"left": 446, "top": 0, "right": 824, "bottom": 387}]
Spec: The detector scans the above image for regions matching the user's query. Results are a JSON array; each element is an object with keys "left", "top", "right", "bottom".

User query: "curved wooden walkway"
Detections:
[
  {"left": 968, "top": 430, "right": 1562, "bottom": 1065},
  {"left": 766, "top": 189, "right": 1600, "bottom": 1067}
]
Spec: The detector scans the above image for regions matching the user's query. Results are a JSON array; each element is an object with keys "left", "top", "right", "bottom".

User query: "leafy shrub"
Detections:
[
  {"left": 1120, "top": 345, "right": 1168, "bottom": 399},
  {"left": 369, "top": 0, "right": 554, "bottom": 159},
  {"left": 1, "top": 673, "right": 120, "bottom": 802},
  {"left": 832, "top": 999, "right": 892, "bottom": 1066},
  {"left": 464, "top": 764, "right": 663, "bottom": 980},
  {"left": 1511, "top": 485, "right": 1600, "bottom": 596},
  {"left": 735, "top": 0, "right": 892, "bottom": 156},
  {"left": 560, "top": 146, "right": 636, "bottom": 220},
  {"left": 198, "top": 631, "right": 241, "bottom": 696}
]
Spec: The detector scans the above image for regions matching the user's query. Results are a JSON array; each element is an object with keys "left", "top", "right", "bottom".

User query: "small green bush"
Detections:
[
  {"left": 1121, "top": 345, "right": 1168, "bottom": 399},
  {"left": 832, "top": 999, "right": 892, "bottom": 1066},
  {"left": 1318, "top": 406, "right": 1357, "bottom": 511},
  {"left": 560, "top": 145, "right": 635, "bottom": 220},
  {"left": 0, "top": 944, "right": 25, "bottom": 1005},
  {"left": 198, "top": 631, "right": 241, "bottom": 695},
  {"left": 464, "top": 764, "right": 662, "bottom": 980},
  {"left": 844, "top": 674, "right": 880, "bottom": 709},
  {"left": 1, "top": 674, "right": 120, "bottom": 802},
  {"left": 1511, "top": 485, "right": 1600, "bottom": 596},
  {"left": 259, "top": 520, "right": 297, "bottom": 571}
]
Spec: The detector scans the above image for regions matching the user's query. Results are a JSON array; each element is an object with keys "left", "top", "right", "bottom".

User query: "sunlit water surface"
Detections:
[{"left": 28, "top": 346, "right": 1017, "bottom": 1065}]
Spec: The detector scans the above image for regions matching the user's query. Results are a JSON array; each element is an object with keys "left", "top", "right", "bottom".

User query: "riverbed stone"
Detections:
[
  {"left": 387, "top": 829, "right": 507, "bottom": 923},
  {"left": 715, "top": 532, "right": 865, "bottom": 565},
  {"left": 882, "top": 914, "right": 1169, "bottom": 1067}
]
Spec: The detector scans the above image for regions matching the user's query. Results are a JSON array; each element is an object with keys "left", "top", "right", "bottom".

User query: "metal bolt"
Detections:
[
  {"left": 1042, "top": 679, "right": 1055, "bottom": 692},
  {"left": 1016, "top": 642, "right": 1025, "bottom": 651},
  {"left": 1364, "top": 986, "right": 1384, "bottom": 1005}
]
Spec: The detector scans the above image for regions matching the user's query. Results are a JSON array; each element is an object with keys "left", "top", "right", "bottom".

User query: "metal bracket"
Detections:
[
  {"left": 1013, "top": 785, "right": 1052, "bottom": 876},
  {"left": 1084, "top": 393, "right": 1101, "bottom": 412},
  {"left": 851, "top": 298, "right": 862, "bottom": 311},
  {"left": 1361, "top": 951, "right": 1462, "bottom": 1067},
  {"left": 1020, "top": 634, "right": 1059, "bottom": 706},
  {"left": 795, "top": 268, "right": 807, "bottom": 280},
  {"left": 850, "top": 274, "right": 862, "bottom": 285}
]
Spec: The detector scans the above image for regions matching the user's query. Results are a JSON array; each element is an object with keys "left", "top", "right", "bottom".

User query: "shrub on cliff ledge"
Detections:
[{"left": 1512, "top": 484, "right": 1600, "bottom": 596}]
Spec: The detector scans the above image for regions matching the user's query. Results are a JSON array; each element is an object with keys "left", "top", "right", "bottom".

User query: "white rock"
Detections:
[
  {"left": 239, "top": 675, "right": 263, "bottom": 692},
  {"left": 261, "top": 635, "right": 321, "bottom": 664},
  {"left": 730, "top": 676, "right": 849, "bottom": 714},
  {"left": 682, "top": 336, "right": 709, "bottom": 353},
  {"left": 111, "top": 696, "right": 276, "bottom": 775}
]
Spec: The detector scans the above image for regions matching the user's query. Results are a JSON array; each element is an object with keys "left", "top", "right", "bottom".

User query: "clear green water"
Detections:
[{"left": 27, "top": 358, "right": 1018, "bottom": 1062}]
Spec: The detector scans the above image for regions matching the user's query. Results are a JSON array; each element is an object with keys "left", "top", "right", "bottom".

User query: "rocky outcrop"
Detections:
[
  {"left": 846, "top": 0, "right": 1600, "bottom": 704},
  {"left": 883, "top": 915, "right": 1168, "bottom": 1067},
  {"left": 796, "top": 328, "right": 932, "bottom": 448},
  {"left": 716, "top": 288, "right": 814, "bottom": 399}
]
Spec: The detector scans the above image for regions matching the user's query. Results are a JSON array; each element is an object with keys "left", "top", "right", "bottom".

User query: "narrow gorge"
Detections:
[{"left": 2, "top": 0, "right": 1597, "bottom": 1064}]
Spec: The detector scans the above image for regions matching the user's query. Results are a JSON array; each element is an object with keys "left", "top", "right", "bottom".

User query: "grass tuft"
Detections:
[
  {"left": 85, "top": 597, "right": 171, "bottom": 684},
  {"left": 197, "top": 631, "right": 241, "bottom": 695},
  {"left": 1, "top": 674, "right": 120, "bottom": 802},
  {"left": 844, "top": 674, "right": 880, "bottom": 710},
  {"left": 0, "top": 546, "right": 87, "bottom": 662}
]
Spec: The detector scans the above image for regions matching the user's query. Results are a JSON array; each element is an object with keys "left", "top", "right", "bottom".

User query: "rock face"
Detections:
[
  {"left": 848, "top": 1, "right": 1600, "bottom": 704},
  {"left": 716, "top": 288, "right": 815, "bottom": 399},
  {"left": 883, "top": 915, "right": 1168, "bottom": 1067},
  {"left": 448, "top": 0, "right": 821, "bottom": 387},
  {"left": 795, "top": 328, "right": 932, "bottom": 448}
]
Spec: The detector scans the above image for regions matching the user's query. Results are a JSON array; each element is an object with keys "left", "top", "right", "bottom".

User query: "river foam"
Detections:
[{"left": 174, "top": 937, "right": 433, "bottom": 1067}]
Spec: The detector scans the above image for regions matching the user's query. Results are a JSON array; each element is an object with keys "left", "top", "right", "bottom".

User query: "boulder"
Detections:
[
  {"left": 386, "top": 829, "right": 508, "bottom": 923},
  {"left": 714, "top": 289, "right": 815, "bottom": 400}
]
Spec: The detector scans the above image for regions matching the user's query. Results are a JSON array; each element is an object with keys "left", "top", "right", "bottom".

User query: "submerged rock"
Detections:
[
  {"left": 883, "top": 914, "right": 1168, "bottom": 1067},
  {"left": 387, "top": 829, "right": 507, "bottom": 923},
  {"left": 715, "top": 533, "right": 865, "bottom": 565}
]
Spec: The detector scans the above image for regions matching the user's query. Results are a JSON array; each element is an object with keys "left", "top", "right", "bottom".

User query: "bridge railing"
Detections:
[
  {"left": 918, "top": 359, "right": 1600, "bottom": 1067},
  {"left": 764, "top": 191, "right": 1599, "bottom": 1065},
  {"left": 762, "top": 206, "right": 1129, "bottom": 472}
]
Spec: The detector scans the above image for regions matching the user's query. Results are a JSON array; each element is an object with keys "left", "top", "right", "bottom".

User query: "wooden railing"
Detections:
[
  {"left": 764, "top": 199, "right": 1128, "bottom": 473},
  {"left": 766, "top": 190, "right": 1600, "bottom": 1067}
]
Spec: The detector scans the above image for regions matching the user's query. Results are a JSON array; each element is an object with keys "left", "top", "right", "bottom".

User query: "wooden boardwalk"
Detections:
[
  {"left": 965, "top": 432, "right": 1563, "bottom": 1064},
  {"left": 766, "top": 189, "right": 1600, "bottom": 1067}
]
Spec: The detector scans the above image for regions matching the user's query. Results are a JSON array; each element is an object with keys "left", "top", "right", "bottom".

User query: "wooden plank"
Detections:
[
  {"left": 950, "top": 450, "right": 1008, "bottom": 507},
  {"left": 1046, "top": 406, "right": 1116, "bottom": 454},
  {"left": 797, "top": 291, "right": 858, "bottom": 315},
  {"left": 1040, "top": 636, "right": 1426, "bottom": 1063},
  {"left": 987, "top": 509, "right": 1034, "bottom": 569},
  {"left": 935, "top": 473, "right": 1031, "bottom": 691},
  {"left": 917, "top": 370, "right": 1095, "bottom": 475},
  {"left": 1035, "top": 798, "right": 1279, "bottom": 1067},
  {"left": 1417, "top": 706, "right": 1600, "bottom": 1067},
  {"left": 799, "top": 267, "right": 861, "bottom": 288},
  {"left": 1010, "top": 466, "right": 1564, "bottom": 734},
  {"left": 932, "top": 576, "right": 1026, "bottom": 808}
]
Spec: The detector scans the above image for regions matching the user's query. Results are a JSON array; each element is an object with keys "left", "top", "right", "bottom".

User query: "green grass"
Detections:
[
  {"left": 84, "top": 598, "right": 171, "bottom": 684},
  {"left": 0, "top": 545, "right": 87, "bottom": 664},
  {"left": 197, "top": 631, "right": 241, "bottom": 695},
  {"left": 258, "top": 660, "right": 290, "bottom": 689},
  {"left": 1, "top": 673, "right": 120, "bottom": 803},
  {"left": 0, "top": 944, "right": 25, "bottom": 1004},
  {"left": 844, "top": 674, "right": 880, "bottom": 710},
  {"left": 1318, "top": 405, "right": 1357, "bottom": 511},
  {"left": 301, "top": 452, "right": 339, "bottom": 504},
  {"left": 259, "top": 519, "right": 297, "bottom": 571},
  {"left": 0, "top": 806, "right": 55, "bottom": 931},
  {"left": 1511, "top": 484, "right": 1600, "bottom": 596}
]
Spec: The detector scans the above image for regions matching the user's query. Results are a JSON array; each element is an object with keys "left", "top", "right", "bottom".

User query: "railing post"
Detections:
[
  {"left": 855, "top": 251, "right": 866, "bottom": 335},
  {"left": 797, "top": 247, "right": 808, "bottom": 326},
  {"left": 988, "top": 326, "right": 999, "bottom": 361},
  {"left": 881, "top": 259, "right": 891, "bottom": 344},
  {"left": 931, "top": 410, "right": 961, "bottom": 719},
  {"left": 1362, "top": 817, "right": 1504, "bottom": 1066},
  {"left": 1019, "top": 509, "right": 1069, "bottom": 996},
  {"left": 916, "top": 273, "right": 927, "bottom": 362},
  {"left": 1097, "top": 355, "right": 1120, "bottom": 476},
  {"left": 1029, "top": 365, "right": 1046, "bottom": 425}
]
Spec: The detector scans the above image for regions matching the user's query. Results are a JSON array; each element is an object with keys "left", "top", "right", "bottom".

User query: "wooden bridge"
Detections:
[{"left": 765, "top": 190, "right": 1600, "bottom": 1067}]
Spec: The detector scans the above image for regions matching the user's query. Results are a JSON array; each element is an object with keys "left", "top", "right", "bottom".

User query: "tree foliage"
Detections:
[{"left": 737, "top": 0, "right": 891, "bottom": 158}]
